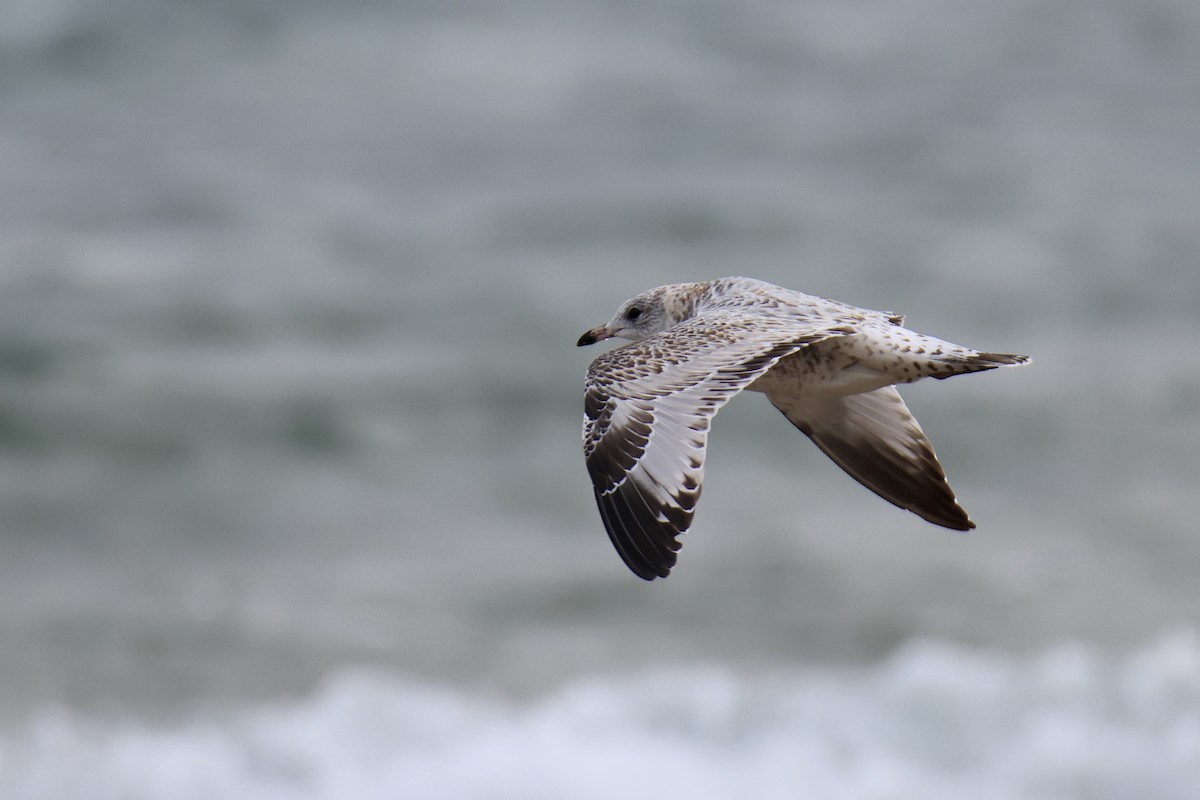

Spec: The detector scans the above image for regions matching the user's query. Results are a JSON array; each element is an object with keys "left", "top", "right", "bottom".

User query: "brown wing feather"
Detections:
[
  {"left": 583, "top": 313, "right": 846, "bottom": 579},
  {"left": 767, "top": 386, "right": 974, "bottom": 530}
]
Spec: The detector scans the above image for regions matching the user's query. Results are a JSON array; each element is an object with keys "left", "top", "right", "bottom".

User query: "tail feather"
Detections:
[
  {"left": 976, "top": 352, "right": 1031, "bottom": 367},
  {"left": 931, "top": 351, "right": 1030, "bottom": 379}
]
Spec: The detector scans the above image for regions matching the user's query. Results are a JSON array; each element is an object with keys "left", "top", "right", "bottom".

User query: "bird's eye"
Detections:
[{"left": 627, "top": 306, "right": 642, "bottom": 321}]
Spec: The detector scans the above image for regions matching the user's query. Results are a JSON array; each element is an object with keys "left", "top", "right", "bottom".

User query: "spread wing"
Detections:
[
  {"left": 582, "top": 312, "right": 850, "bottom": 580},
  {"left": 767, "top": 385, "right": 974, "bottom": 530}
]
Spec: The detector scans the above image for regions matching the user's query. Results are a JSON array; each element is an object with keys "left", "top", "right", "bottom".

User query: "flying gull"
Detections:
[{"left": 576, "top": 276, "right": 1029, "bottom": 580}]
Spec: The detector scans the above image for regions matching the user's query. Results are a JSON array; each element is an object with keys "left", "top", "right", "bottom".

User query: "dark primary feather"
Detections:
[
  {"left": 583, "top": 312, "right": 848, "bottom": 580},
  {"left": 768, "top": 386, "right": 973, "bottom": 530}
]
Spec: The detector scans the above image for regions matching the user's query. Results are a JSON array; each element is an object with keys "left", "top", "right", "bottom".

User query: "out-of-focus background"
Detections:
[{"left": 2, "top": 0, "right": 1198, "bottom": 796}]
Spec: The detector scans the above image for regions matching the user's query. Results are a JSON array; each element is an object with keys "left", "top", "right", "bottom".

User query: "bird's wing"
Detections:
[
  {"left": 583, "top": 311, "right": 851, "bottom": 579},
  {"left": 767, "top": 385, "right": 974, "bottom": 530}
]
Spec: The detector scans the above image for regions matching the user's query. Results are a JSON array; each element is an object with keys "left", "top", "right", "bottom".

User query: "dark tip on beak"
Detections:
[{"left": 578, "top": 325, "right": 612, "bottom": 347}]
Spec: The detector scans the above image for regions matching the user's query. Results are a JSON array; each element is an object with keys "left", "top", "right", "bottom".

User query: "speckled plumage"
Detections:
[{"left": 577, "top": 277, "right": 1030, "bottom": 580}]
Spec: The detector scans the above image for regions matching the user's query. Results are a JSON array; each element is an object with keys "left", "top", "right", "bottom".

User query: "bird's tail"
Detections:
[
  {"left": 929, "top": 350, "right": 1030, "bottom": 379},
  {"left": 974, "top": 352, "right": 1031, "bottom": 367}
]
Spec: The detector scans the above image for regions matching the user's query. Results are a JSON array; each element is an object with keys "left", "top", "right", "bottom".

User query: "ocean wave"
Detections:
[{"left": 2, "top": 632, "right": 1198, "bottom": 800}]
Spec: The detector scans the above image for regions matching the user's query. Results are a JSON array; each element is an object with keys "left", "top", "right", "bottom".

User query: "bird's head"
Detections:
[{"left": 577, "top": 283, "right": 703, "bottom": 346}]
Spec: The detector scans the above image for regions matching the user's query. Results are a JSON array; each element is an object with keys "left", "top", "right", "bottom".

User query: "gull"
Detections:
[{"left": 576, "top": 277, "right": 1029, "bottom": 580}]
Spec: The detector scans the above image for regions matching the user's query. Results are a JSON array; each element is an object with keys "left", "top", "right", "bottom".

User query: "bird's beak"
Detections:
[{"left": 577, "top": 325, "right": 612, "bottom": 347}]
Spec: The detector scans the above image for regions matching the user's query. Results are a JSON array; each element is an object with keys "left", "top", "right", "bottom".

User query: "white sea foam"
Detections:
[{"left": 3, "top": 632, "right": 1198, "bottom": 800}]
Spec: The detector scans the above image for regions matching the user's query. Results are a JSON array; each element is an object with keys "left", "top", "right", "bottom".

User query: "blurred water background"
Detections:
[{"left": 1, "top": 0, "right": 1199, "bottom": 797}]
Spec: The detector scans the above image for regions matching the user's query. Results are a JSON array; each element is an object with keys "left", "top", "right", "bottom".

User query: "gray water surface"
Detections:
[{"left": 1, "top": 0, "right": 1198, "bottom": 726}]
